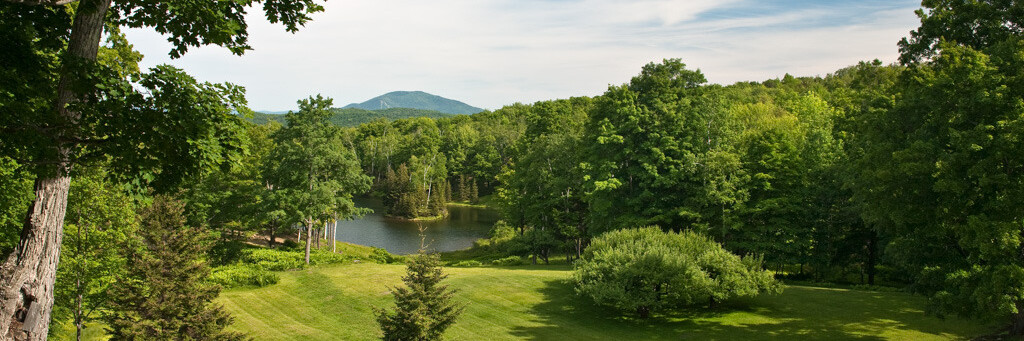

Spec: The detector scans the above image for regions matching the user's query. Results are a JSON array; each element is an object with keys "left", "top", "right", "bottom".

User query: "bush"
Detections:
[
  {"left": 574, "top": 227, "right": 781, "bottom": 318},
  {"left": 240, "top": 249, "right": 307, "bottom": 271},
  {"left": 450, "top": 260, "right": 482, "bottom": 267},
  {"left": 209, "top": 265, "right": 280, "bottom": 289},
  {"left": 491, "top": 256, "right": 524, "bottom": 266},
  {"left": 369, "top": 247, "right": 401, "bottom": 264},
  {"left": 279, "top": 238, "right": 301, "bottom": 251},
  {"left": 309, "top": 249, "right": 352, "bottom": 266},
  {"left": 208, "top": 240, "right": 253, "bottom": 267},
  {"left": 489, "top": 220, "right": 517, "bottom": 240}
]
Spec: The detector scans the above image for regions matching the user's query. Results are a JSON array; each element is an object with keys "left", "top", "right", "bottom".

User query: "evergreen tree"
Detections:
[
  {"left": 376, "top": 252, "right": 463, "bottom": 341},
  {"left": 469, "top": 179, "right": 479, "bottom": 204},
  {"left": 104, "top": 196, "right": 245, "bottom": 340},
  {"left": 457, "top": 175, "right": 469, "bottom": 202}
]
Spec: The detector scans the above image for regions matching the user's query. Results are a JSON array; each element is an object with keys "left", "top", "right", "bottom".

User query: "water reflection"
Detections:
[{"left": 333, "top": 197, "right": 498, "bottom": 255}]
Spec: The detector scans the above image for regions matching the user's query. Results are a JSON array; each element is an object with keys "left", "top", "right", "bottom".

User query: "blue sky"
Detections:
[{"left": 125, "top": 0, "right": 922, "bottom": 111}]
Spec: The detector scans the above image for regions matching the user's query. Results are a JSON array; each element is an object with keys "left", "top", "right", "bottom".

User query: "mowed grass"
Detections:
[{"left": 219, "top": 262, "right": 995, "bottom": 340}]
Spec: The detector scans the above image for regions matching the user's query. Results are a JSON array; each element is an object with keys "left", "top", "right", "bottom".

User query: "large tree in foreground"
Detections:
[
  {"left": 853, "top": 0, "right": 1024, "bottom": 335},
  {"left": 0, "top": 0, "right": 323, "bottom": 338}
]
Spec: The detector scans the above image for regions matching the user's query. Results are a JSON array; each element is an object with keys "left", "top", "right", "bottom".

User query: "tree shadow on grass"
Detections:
[{"left": 510, "top": 280, "right": 988, "bottom": 340}]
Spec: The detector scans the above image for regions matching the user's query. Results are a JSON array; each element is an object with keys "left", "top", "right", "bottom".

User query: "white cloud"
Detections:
[{"left": 124, "top": 0, "right": 921, "bottom": 111}]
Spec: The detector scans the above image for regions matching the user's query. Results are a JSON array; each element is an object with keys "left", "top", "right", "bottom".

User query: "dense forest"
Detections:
[
  {"left": 1, "top": 0, "right": 1023, "bottom": 339},
  {"left": 248, "top": 107, "right": 456, "bottom": 127}
]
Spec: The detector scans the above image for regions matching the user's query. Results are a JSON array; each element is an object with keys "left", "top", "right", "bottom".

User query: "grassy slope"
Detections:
[{"left": 220, "top": 262, "right": 994, "bottom": 340}]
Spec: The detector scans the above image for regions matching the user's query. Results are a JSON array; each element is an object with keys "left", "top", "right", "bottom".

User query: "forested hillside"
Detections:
[
  {"left": 248, "top": 107, "right": 455, "bottom": 127},
  {"left": 343, "top": 91, "right": 484, "bottom": 115}
]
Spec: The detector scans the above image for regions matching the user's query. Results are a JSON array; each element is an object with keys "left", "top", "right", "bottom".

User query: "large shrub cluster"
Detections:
[{"left": 574, "top": 227, "right": 780, "bottom": 318}]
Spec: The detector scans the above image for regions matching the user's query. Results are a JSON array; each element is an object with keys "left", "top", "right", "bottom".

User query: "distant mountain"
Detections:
[
  {"left": 247, "top": 107, "right": 454, "bottom": 128},
  {"left": 343, "top": 91, "right": 483, "bottom": 115}
]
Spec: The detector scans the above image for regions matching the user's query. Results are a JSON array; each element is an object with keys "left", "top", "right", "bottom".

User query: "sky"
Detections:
[{"left": 124, "top": 0, "right": 923, "bottom": 111}]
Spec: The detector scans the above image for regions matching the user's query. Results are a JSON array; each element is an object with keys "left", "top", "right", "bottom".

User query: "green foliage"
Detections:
[
  {"left": 574, "top": 227, "right": 781, "bottom": 318},
  {"left": 898, "top": 0, "right": 1024, "bottom": 64},
  {"left": 0, "top": 157, "right": 33, "bottom": 255},
  {"left": 182, "top": 122, "right": 280, "bottom": 238},
  {"left": 208, "top": 240, "right": 259, "bottom": 267},
  {"left": 110, "top": 0, "right": 324, "bottom": 58},
  {"left": 376, "top": 252, "right": 464, "bottom": 341},
  {"left": 249, "top": 107, "right": 456, "bottom": 127},
  {"left": 239, "top": 248, "right": 308, "bottom": 271},
  {"left": 52, "top": 167, "right": 138, "bottom": 338},
  {"left": 583, "top": 59, "right": 732, "bottom": 234},
  {"left": 209, "top": 265, "right": 280, "bottom": 289},
  {"left": 265, "top": 94, "right": 372, "bottom": 263},
  {"left": 369, "top": 247, "right": 401, "bottom": 264},
  {"left": 491, "top": 256, "right": 525, "bottom": 267},
  {"left": 309, "top": 248, "right": 353, "bottom": 266},
  {"left": 105, "top": 195, "right": 245, "bottom": 340},
  {"left": 449, "top": 260, "right": 482, "bottom": 267}
]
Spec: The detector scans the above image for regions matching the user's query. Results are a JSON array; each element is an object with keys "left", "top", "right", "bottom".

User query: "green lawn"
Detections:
[{"left": 219, "top": 262, "right": 996, "bottom": 340}]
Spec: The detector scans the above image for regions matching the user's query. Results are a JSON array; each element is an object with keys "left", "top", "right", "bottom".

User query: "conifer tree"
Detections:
[
  {"left": 104, "top": 196, "right": 245, "bottom": 340},
  {"left": 469, "top": 179, "right": 479, "bottom": 204},
  {"left": 457, "top": 175, "right": 469, "bottom": 202},
  {"left": 375, "top": 252, "right": 463, "bottom": 341}
]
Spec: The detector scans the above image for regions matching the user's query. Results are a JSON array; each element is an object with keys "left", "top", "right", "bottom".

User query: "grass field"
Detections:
[{"left": 219, "top": 262, "right": 996, "bottom": 340}]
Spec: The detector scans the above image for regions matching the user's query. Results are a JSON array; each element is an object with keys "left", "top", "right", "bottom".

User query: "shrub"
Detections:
[
  {"left": 488, "top": 220, "right": 517, "bottom": 240},
  {"left": 491, "top": 256, "right": 524, "bottom": 266},
  {"left": 309, "top": 249, "right": 352, "bottom": 266},
  {"left": 279, "top": 238, "right": 301, "bottom": 251},
  {"left": 208, "top": 240, "right": 252, "bottom": 267},
  {"left": 240, "top": 249, "right": 307, "bottom": 271},
  {"left": 369, "top": 247, "right": 401, "bottom": 264},
  {"left": 450, "top": 260, "right": 482, "bottom": 267},
  {"left": 574, "top": 227, "right": 781, "bottom": 318},
  {"left": 209, "top": 265, "right": 280, "bottom": 289}
]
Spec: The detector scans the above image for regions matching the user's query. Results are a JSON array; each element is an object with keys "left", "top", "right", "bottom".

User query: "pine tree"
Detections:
[
  {"left": 104, "top": 196, "right": 245, "bottom": 340},
  {"left": 375, "top": 252, "right": 464, "bottom": 341},
  {"left": 457, "top": 175, "right": 468, "bottom": 202},
  {"left": 469, "top": 179, "right": 479, "bottom": 204}
]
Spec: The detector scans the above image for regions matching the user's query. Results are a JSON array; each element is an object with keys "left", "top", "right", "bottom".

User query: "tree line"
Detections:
[{"left": 2, "top": 0, "right": 1024, "bottom": 337}]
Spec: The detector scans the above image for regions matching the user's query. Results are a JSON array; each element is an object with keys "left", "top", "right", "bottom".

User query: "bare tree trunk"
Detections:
[
  {"left": 0, "top": 1, "right": 109, "bottom": 339},
  {"left": 330, "top": 216, "right": 337, "bottom": 253},
  {"left": 304, "top": 219, "right": 313, "bottom": 264},
  {"left": 267, "top": 219, "right": 276, "bottom": 248}
]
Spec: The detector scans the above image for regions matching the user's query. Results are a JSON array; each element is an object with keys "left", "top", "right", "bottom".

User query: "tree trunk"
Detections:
[
  {"left": 1011, "top": 301, "right": 1024, "bottom": 336},
  {"left": 1, "top": 176, "right": 72, "bottom": 340},
  {"left": 0, "top": 0, "right": 109, "bottom": 338},
  {"left": 636, "top": 306, "right": 650, "bottom": 319},
  {"left": 866, "top": 231, "right": 877, "bottom": 285},
  {"left": 304, "top": 219, "right": 313, "bottom": 264},
  {"left": 267, "top": 219, "right": 276, "bottom": 248},
  {"left": 330, "top": 219, "right": 336, "bottom": 253}
]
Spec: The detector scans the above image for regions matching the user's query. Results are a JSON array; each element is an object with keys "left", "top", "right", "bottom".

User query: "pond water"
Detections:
[{"left": 332, "top": 197, "right": 499, "bottom": 255}]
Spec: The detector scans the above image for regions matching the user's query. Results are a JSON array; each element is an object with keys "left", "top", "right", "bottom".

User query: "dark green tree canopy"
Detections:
[{"left": 899, "top": 0, "right": 1024, "bottom": 64}]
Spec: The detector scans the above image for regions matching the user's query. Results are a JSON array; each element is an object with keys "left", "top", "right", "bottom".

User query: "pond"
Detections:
[{"left": 331, "top": 197, "right": 499, "bottom": 255}]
